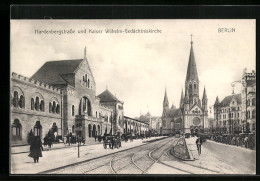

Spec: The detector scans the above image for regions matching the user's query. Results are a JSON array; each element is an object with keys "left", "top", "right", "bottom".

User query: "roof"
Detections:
[
  {"left": 185, "top": 42, "right": 199, "bottom": 82},
  {"left": 220, "top": 94, "right": 242, "bottom": 107},
  {"left": 31, "top": 59, "right": 83, "bottom": 86},
  {"left": 98, "top": 89, "right": 121, "bottom": 102},
  {"left": 124, "top": 116, "right": 149, "bottom": 124},
  {"left": 163, "top": 108, "right": 182, "bottom": 118}
]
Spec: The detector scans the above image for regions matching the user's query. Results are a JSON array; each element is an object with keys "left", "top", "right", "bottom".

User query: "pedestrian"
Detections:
[
  {"left": 196, "top": 137, "right": 202, "bottom": 155},
  {"left": 43, "top": 135, "right": 48, "bottom": 147},
  {"left": 28, "top": 136, "right": 44, "bottom": 163},
  {"left": 244, "top": 136, "right": 249, "bottom": 149},
  {"left": 48, "top": 136, "right": 52, "bottom": 149}
]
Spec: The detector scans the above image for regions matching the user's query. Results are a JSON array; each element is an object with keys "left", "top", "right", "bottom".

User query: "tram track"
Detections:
[{"left": 41, "top": 137, "right": 187, "bottom": 174}]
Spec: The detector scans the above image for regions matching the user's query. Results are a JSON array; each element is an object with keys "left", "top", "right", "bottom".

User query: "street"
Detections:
[{"left": 11, "top": 136, "right": 256, "bottom": 174}]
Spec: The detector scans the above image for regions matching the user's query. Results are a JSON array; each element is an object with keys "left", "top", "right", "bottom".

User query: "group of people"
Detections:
[
  {"left": 212, "top": 134, "right": 255, "bottom": 149},
  {"left": 63, "top": 133, "right": 85, "bottom": 145},
  {"left": 43, "top": 135, "right": 53, "bottom": 148}
]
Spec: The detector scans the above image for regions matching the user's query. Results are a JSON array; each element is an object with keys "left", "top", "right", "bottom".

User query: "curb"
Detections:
[{"left": 170, "top": 137, "right": 195, "bottom": 161}]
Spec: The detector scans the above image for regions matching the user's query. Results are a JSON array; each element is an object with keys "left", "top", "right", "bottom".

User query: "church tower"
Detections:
[
  {"left": 163, "top": 87, "right": 169, "bottom": 109},
  {"left": 202, "top": 87, "right": 208, "bottom": 112},
  {"left": 202, "top": 87, "right": 208, "bottom": 128},
  {"left": 185, "top": 35, "right": 200, "bottom": 107},
  {"left": 179, "top": 89, "right": 184, "bottom": 108}
]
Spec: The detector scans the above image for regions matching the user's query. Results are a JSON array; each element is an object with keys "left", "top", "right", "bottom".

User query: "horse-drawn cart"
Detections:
[{"left": 103, "top": 135, "right": 121, "bottom": 149}]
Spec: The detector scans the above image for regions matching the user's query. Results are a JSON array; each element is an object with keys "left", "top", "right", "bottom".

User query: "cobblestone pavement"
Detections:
[{"left": 43, "top": 137, "right": 179, "bottom": 174}]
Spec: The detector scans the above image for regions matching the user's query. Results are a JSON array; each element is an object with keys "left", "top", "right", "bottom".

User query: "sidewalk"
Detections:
[
  {"left": 184, "top": 136, "right": 256, "bottom": 174},
  {"left": 10, "top": 136, "right": 167, "bottom": 174},
  {"left": 11, "top": 138, "right": 102, "bottom": 154}
]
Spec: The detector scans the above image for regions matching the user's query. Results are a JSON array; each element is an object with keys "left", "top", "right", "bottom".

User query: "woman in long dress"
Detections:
[{"left": 28, "top": 136, "right": 44, "bottom": 163}]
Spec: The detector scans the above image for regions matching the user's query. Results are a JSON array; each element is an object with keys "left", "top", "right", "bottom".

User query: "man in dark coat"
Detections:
[
  {"left": 28, "top": 136, "right": 44, "bottom": 163},
  {"left": 196, "top": 137, "right": 202, "bottom": 155}
]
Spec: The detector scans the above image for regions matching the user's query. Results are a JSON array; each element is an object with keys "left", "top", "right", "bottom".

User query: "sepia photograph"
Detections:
[{"left": 10, "top": 19, "right": 256, "bottom": 175}]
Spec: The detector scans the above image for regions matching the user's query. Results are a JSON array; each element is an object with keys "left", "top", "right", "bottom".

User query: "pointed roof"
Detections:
[
  {"left": 146, "top": 112, "right": 151, "bottom": 117},
  {"left": 171, "top": 103, "right": 176, "bottom": 110},
  {"left": 31, "top": 59, "right": 83, "bottom": 86},
  {"left": 163, "top": 87, "right": 169, "bottom": 107},
  {"left": 202, "top": 87, "right": 207, "bottom": 100},
  {"left": 98, "top": 89, "right": 121, "bottom": 102},
  {"left": 179, "top": 89, "right": 184, "bottom": 106},
  {"left": 214, "top": 96, "right": 220, "bottom": 106},
  {"left": 185, "top": 39, "right": 199, "bottom": 82},
  {"left": 220, "top": 94, "right": 241, "bottom": 107}
]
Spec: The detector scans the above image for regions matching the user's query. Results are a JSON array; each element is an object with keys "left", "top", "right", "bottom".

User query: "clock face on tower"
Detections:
[{"left": 193, "top": 117, "right": 201, "bottom": 126}]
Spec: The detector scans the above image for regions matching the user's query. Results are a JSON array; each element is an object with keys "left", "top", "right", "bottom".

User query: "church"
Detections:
[{"left": 162, "top": 38, "right": 209, "bottom": 135}]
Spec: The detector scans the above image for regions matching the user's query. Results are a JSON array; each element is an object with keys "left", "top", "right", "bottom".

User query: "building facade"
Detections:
[
  {"left": 213, "top": 69, "right": 256, "bottom": 134},
  {"left": 213, "top": 94, "right": 243, "bottom": 134},
  {"left": 162, "top": 39, "right": 208, "bottom": 135},
  {"left": 123, "top": 116, "right": 149, "bottom": 135},
  {"left": 11, "top": 48, "right": 124, "bottom": 145}
]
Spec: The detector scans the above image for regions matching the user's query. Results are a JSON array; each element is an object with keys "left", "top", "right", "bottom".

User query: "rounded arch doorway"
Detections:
[
  {"left": 92, "top": 124, "right": 96, "bottom": 137},
  {"left": 88, "top": 124, "right": 92, "bottom": 138}
]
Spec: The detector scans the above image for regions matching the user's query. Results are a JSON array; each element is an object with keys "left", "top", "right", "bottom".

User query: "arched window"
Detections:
[
  {"left": 56, "top": 104, "right": 60, "bottom": 114},
  {"left": 247, "top": 111, "right": 250, "bottom": 119},
  {"left": 96, "top": 111, "right": 97, "bottom": 118},
  {"left": 34, "top": 121, "right": 42, "bottom": 137},
  {"left": 194, "top": 84, "right": 197, "bottom": 89},
  {"left": 72, "top": 125, "right": 75, "bottom": 133},
  {"left": 40, "top": 100, "right": 44, "bottom": 111},
  {"left": 13, "top": 91, "right": 19, "bottom": 107},
  {"left": 88, "top": 124, "right": 92, "bottom": 138},
  {"left": 19, "top": 95, "right": 25, "bottom": 108},
  {"left": 31, "top": 98, "right": 35, "bottom": 110},
  {"left": 52, "top": 101, "right": 56, "bottom": 113},
  {"left": 51, "top": 122, "right": 58, "bottom": 133},
  {"left": 252, "top": 98, "right": 256, "bottom": 106},
  {"left": 247, "top": 99, "right": 250, "bottom": 106},
  {"left": 12, "top": 119, "right": 22, "bottom": 141},
  {"left": 72, "top": 105, "right": 75, "bottom": 116},
  {"left": 189, "top": 83, "right": 192, "bottom": 89},
  {"left": 83, "top": 98, "right": 86, "bottom": 112},
  {"left": 49, "top": 102, "right": 52, "bottom": 113},
  {"left": 252, "top": 110, "right": 255, "bottom": 118},
  {"left": 35, "top": 97, "right": 40, "bottom": 111},
  {"left": 88, "top": 79, "right": 90, "bottom": 88}
]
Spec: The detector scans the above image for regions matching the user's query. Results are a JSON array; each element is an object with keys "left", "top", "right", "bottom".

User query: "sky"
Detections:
[{"left": 10, "top": 20, "right": 255, "bottom": 118}]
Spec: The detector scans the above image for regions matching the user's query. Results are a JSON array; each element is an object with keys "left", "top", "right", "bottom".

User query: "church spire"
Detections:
[
  {"left": 185, "top": 35, "right": 199, "bottom": 82},
  {"left": 214, "top": 96, "right": 220, "bottom": 106},
  {"left": 202, "top": 86, "right": 207, "bottom": 101},
  {"left": 163, "top": 87, "right": 169, "bottom": 108},
  {"left": 179, "top": 88, "right": 184, "bottom": 107}
]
